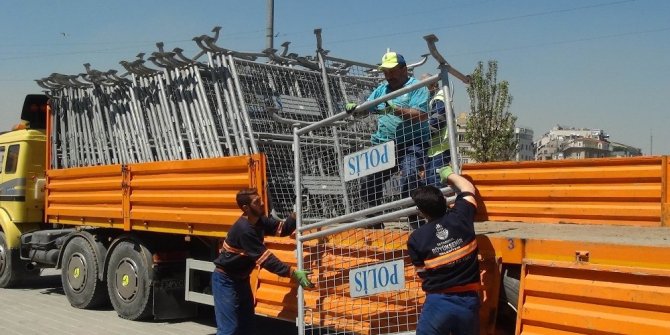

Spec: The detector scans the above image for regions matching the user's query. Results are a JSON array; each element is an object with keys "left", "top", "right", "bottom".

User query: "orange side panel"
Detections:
[
  {"left": 662, "top": 156, "right": 669, "bottom": 226},
  {"left": 46, "top": 165, "right": 124, "bottom": 228},
  {"left": 46, "top": 154, "right": 267, "bottom": 237},
  {"left": 516, "top": 260, "right": 670, "bottom": 335},
  {"left": 462, "top": 156, "right": 664, "bottom": 226},
  {"left": 128, "top": 154, "right": 265, "bottom": 237}
]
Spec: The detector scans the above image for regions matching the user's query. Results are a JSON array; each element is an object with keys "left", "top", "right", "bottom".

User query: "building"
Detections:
[
  {"left": 560, "top": 137, "right": 611, "bottom": 159},
  {"left": 455, "top": 112, "right": 475, "bottom": 164},
  {"left": 610, "top": 142, "right": 642, "bottom": 157},
  {"left": 452, "top": 113, "right": 534, "bottom": 163},
  {"left": 515, "top": 127, "right": 535, "bottom": 161},
  {"left": 534, "top": 125, "right": 641, "bottom": 160}
]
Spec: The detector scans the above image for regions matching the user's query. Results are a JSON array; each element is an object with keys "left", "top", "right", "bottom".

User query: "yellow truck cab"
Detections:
[{"left": 0, "top": 95, "right": 48, "bottom": 287}]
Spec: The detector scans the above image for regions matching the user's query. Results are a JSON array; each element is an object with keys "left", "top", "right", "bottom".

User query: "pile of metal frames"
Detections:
[{"left": 36, "top": 27, "right": 430, "bottom": 218}]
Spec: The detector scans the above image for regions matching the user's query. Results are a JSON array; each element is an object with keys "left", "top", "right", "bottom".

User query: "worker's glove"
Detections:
[
  {"left": 438, "top": 165, "right": 454, "bottom": 183},
  {"left": 291, "top": 268, "right": 315, "bottom": 289},
  {"left": 374, "top": 101, "right": 395, "bottom": 115},
  {"left": 345, "top": 102, "right": 358, "bottom": 114}
]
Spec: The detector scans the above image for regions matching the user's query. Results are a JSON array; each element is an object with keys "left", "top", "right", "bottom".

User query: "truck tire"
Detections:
[
  {"left": 0, "top": 232, "right": 22, "bottom": 288},
  {"left": 61, "top": 236, "right": 109, "bottom": 308},
  {"left": 107, "top": 240, "right": 153, "bottom": 320},
  {"left": 502, "top": 266, "right": 521, "bottom": 311}
]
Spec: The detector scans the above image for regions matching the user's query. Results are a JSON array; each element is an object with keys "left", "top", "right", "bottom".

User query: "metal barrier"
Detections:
[
  {"left": 295, "top": 35, "right": 469, "bottom": 334},
  {"left": 37, "top": 27, "right": 381, "bottom": 220}
]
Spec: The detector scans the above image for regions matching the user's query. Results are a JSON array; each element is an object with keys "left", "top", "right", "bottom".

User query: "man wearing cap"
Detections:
[{"left": 346, "top": 52, "right": 430, "bottom": 225}]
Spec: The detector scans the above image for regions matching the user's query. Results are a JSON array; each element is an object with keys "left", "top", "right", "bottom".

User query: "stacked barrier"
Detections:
[{"left": 37, "top": 28, "right": 386, "bottom": 220}]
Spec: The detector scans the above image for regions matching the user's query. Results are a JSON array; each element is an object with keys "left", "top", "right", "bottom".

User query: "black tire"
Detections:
[
  {"left": 502, "top": 267, "right": 521, "bottom": 311},
  {"left": 0, "top": 231, "right": 22, "bottom": 288},
  {"left": 107, "top": 240, "right": 153, "bottom": 320},
  {"left": 61, "top": 236, "right": 109, "bottom": 308}
]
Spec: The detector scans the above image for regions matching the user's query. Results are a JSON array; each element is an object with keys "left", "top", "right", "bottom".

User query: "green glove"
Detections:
[
  {"left": 345, "top": 102, "right": 358, "bottom": 114},
  {"left": 375, "top": 101, "right": 395, "bottom": 115},
  {"left": 291, "top": 269, "right": 315, "bottom": 289},
  {"left": 438, "top": 165, "right": 454, "bottom": 183}
]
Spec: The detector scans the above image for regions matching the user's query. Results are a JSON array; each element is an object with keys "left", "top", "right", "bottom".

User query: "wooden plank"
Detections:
[
  {"left": 463, "top": 156, "right": 662, "bottom": 170},
  {"left": 465, "top": 165, "right": 661, "bottom": 184},
  {"left": 517, "top": 260, "right": 670, "bottom": 335},
  {"left": 476, "top": 184, "right": 660, "bottom": 200},
  {"left": 662, "top": 156, "right": 669, "bottom": 226}
]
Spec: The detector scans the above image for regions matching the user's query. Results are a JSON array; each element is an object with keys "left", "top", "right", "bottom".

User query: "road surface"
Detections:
[{"left": 0, "top": 270, "right": 298, "bottom": 335}]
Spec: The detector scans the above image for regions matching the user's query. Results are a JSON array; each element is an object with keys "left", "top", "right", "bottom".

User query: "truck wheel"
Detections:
[
  {"left": 0, "top": 232, "right": 21, "bottom": 288},
  {"left": 61, "top": 236, "right": 108, "bottom": 308},
  {"left": 502, "top": 266, "right": 521, "bottom": 311},
  {"left": 107, "top": 240, "right": 153, "bottom": 320}
]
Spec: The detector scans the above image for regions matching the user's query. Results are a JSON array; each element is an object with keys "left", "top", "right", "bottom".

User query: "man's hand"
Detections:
[
  {"left": 375, "top": 101, "right": 395, "bottom": 115},
  {"left": 345, "top": 102, "right": 358, "bottom": 114},
  {"left": 291, "top": 268, "right": 315, "bottom": 289},
  {"left": 438, "top": 165, "right": 454, "bottom": 184}
]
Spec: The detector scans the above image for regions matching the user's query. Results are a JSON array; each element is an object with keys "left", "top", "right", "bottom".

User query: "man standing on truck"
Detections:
[
  {"left": 212, "top": 188, "right": 314, "bottom": 335},
  {"left": 345, "top": 51, "right": 430, "bottom": 227},
  {"left": 408, "top": 167, "right": 480, "bottom": 335}
]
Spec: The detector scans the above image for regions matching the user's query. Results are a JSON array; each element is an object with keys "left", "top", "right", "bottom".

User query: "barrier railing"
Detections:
[{"left": 295, "top": 34, "right": 470, "bottom": 334}]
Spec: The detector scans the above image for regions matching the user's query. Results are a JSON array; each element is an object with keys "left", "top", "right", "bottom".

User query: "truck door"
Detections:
[
  {"left": 0, "top": 145, "right": 5, "bottom": 202},
  {"left": 0, "top": 144, "right": 25, "bottom": 220}
]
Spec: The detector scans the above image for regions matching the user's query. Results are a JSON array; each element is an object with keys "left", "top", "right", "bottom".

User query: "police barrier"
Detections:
[{"left": 294, "top": 34, "right": 469, "bottom": 335}]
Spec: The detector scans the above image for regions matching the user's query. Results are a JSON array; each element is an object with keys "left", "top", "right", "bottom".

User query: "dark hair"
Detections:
[
  {"left": 411, "top": 186, "right": 447, "bottom": 219},
  {"left": 236, "top": 188, "right": 258, "bottom": 209}
]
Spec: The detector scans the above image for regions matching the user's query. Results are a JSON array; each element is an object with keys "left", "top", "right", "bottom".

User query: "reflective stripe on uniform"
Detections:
[
  {"left": 256, "top": 250, "right": 272, "bottom": 266},
  {"left": 423, "top": 239, "right": 478, "bottom": 270},
  {"left": 222, "top": 240, "right": 246, "bottom": 255},
  {"left": 275, "top": 220, "right": 285, "bottom": 236}
]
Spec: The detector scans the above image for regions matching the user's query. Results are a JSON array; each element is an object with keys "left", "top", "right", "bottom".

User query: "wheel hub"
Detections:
[
  {"left": 115, "top": 258, "right": 139, "bottom": 302},
  {"left": 66, "top": 253, "right": 87, "bottom": 292}
]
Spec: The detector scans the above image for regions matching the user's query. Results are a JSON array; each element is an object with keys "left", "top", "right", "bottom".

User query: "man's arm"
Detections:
[
  {"left": 240, "top": 230, "right": 292, "bottom": 277},
  {"left": 394, "top": 106, "right": 428, "bottom": 121},
  {"left": 440, "top": 167, "right": 477, "bottom": 207},
  {"left": 261, "top": 213, "right": 296, "bottom": 237},
  {"left": 394, "top": 85, "right": 430, "bottom": 121}
]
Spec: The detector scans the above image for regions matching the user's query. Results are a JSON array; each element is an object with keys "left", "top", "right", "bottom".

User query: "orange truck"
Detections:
[
  {"left": 4, "top": 109, "right": 669, "bottom": 333},
  {"left": 1, "top": 28, "right": 669, "bottom": 335}
]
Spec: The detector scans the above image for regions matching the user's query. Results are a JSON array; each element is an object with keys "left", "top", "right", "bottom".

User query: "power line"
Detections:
[
  {"left": 0, "top": 0, "right": 648, "bottom": 64},
  {"left": 448, "top": 27, "right": 670, "bottom": 57},
  {"left": 289, "top": 0, "right": 638, "bottom": 49},
  {"left": 0, "top": 45, "right": 150, "bottom": 61}
]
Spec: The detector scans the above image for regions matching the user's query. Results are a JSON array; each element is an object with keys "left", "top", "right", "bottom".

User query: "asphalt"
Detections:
[{"left": 0, "top": 269, "right": 299, "bottom": 335}]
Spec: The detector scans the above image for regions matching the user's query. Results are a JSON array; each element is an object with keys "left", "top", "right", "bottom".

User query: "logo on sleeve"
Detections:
[{"left": 435, "top": 224, "right": 449, "bottom": 240}]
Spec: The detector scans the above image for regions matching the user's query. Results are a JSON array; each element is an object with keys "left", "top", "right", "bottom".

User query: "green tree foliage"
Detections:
[{"left": 464, "top": 60, "right": 518, "bottom": 162}]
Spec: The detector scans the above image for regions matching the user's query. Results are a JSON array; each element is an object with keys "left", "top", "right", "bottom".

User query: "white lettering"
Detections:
[
  {"left": 343, "top": 141, "right": 396, "bottom": 181},
  {"left": 349, "top": 260, "right": 405, "bottom": 298}
]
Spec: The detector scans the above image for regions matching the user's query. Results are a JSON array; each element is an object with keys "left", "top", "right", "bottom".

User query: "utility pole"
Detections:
[
  {"left": 650, "top": 128, "right": 653, "bottom": 155},
  {"left": 266, "top": 0, "right": 274, "bottom": 50}
]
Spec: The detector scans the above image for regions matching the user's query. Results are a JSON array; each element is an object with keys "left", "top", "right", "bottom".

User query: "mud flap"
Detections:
[{"left": 153, "top": 274, "right": 198, "bottom": 320}]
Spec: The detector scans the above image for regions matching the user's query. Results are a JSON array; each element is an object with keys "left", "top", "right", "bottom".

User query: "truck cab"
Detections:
[{"left": 0, "top": 95, "right": 48, "bottom": 287}]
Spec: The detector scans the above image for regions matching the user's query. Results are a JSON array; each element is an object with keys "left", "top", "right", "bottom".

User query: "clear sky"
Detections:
[{"left": 1, "top": 0, "right": 668, "bottom": 154}]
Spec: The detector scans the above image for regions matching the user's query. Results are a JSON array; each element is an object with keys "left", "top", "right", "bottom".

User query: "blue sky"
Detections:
[{"left": 1, "top": 0, "right": 668, "bottom": 154}]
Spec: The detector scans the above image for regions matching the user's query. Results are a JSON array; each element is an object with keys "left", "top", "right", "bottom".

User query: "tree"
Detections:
[{"left": 464, "top": 60, "right": 518, "bottom": 162}]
